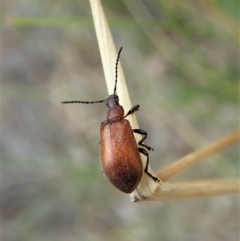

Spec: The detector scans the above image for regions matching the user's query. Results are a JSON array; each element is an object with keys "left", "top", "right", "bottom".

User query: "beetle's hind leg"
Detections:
[
  {"left": 133, "top": 129, "right": 154, "bottom": 151},
  {"left": 138, "top": 148, "right": 160, "bottom": 182}
]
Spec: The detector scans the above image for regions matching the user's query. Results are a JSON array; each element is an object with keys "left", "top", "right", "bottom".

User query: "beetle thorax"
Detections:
[
  {"left": 107, "top": 105, "right": 124, "bottom": 120},
  {"left": 106, "top": 94, "right": 124, "bottom": 120}
]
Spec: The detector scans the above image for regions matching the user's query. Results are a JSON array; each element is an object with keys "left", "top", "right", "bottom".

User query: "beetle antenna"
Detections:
[
  {"left": 62, "top": 100, "right": 105, "bottom": 104},
  {"left": 62, "top": 47, "right": 123, "bottom": 105},
  {"left": 113, "top": 47, "right": 123, "bottom": 96}
]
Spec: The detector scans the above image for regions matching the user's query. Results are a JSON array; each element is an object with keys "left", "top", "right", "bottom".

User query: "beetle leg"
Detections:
[
  {"left": 124, "top": 104, "right": 140, "bottom": 118},
  {"left": 101, "top": 120, "right": 108, "bottom": 124},
  {"left": 138, "top": 148, "right": 160, "bottom": 182},
  {"left": 133, "top": 129, "right": 154, "bottom": 151}
]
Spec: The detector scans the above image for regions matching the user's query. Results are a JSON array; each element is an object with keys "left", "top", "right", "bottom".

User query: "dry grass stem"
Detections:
[
  {"left": 89, "top": 0, "right": 160, "bottom": 199},
  {"left": 157, "top": 132, "right": 240, "bottom": 181},
  {"left": 89, "top": 0, "right": 239, "bottom": 202},
  {"left": 89, "top": 0, "right": 137, "bottom": 128},
  {"left": 146, "top": 180, "right": 240, "bottom": 201}
]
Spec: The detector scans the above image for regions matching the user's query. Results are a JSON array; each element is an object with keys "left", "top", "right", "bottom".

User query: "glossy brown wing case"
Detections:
[{"left": 100, "top": 119, "right": 143, "bottom": 193}]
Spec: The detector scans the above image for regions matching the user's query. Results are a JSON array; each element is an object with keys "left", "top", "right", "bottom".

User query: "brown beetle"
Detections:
[{"left": 62, "top": 47, "right": 160, "bottom": 193}]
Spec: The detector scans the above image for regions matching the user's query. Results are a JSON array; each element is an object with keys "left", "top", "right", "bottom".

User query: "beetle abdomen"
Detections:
[{"left": 100, "top": 119, "right": 143, "bottom": 193}]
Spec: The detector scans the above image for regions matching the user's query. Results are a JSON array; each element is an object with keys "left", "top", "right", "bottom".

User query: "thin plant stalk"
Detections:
[
  {"left": 89, "top": 0, "right": 240, "bottom": 202},
  {"left": 157, "top": 132, "right": 240, "bottom": 181},
  {"left": 89, "top": 0, "right": 160, "bottom": 199}
]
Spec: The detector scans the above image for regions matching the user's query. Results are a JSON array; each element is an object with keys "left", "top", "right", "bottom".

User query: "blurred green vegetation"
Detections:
[{"left": 1, "top": 1, "right": 239, "bottom": 241}]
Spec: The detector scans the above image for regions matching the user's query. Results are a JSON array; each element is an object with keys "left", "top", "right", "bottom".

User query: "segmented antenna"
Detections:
[
  {"left": 113, "top": 47, "right": 123, "bottom": 96},
  {"left": 62, "top": 100, "right": 105, "bottom": 104},
  {"left": 62, "top": 47, "right": 123, "bottom": 105}
]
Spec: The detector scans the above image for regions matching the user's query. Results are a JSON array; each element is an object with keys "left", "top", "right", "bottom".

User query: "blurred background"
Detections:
[{"left": 1, "top": 0, "right": 239, "bottom": 241}]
